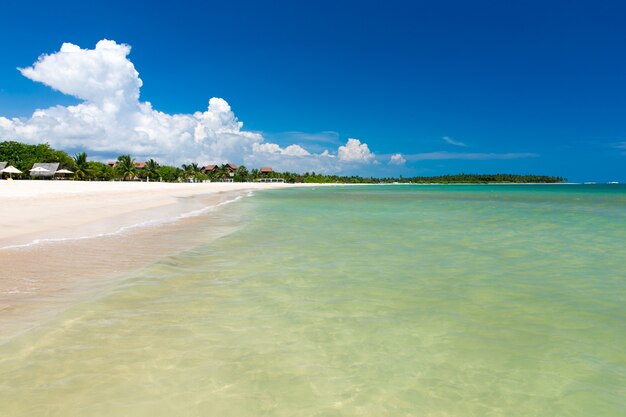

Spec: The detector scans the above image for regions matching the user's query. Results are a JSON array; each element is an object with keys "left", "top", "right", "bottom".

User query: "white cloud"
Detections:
[
  {"left": 389, "top": 153, "right": 406, "bottom": 165},
  {"left": 246, "top": 144, "right": 339, "bottom": 173},
  {"left": 247, "top": 140, "right": 378, "bottom": 173},
  {"left": 282, "top": 144, "right": 310, "bottom": 156},
  {"left": 19, "top": 40, "right": 141, "bottom": 110},
  {"left": 251, "top": 142, "right": 310, "bottom": 156},
  {"left": 0, "top": 40, "right": 376, "bottom": 173},
  {"left": 251, "top": 142, "right": 282, "bottom": 154},
  {"left": 337, "top": 138, "right": 374, "bottom": 162},
  {"left": 0, "top": 40, "right": 548, "bottom": 175},
  {"left": 442, "top": 136, "right": 468, "bottom": 147}
]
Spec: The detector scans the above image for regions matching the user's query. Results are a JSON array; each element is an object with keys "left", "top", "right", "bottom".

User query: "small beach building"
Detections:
[
  {"left": 201, "top": 164, "right": 218, "bottom": 174},
  {"left": 0, "top": 162, "right": 8, "bottom": 179},
  {"left": 225, "top": 163, "right": 237, "bottom": 177},
  {"left": 1, "top": 165, "right": 22, "bottom": 180},
  {"left": 30, "top": 163, "right": 59, "bottom": 179},
  {"left": 55, "top": 169, "right": 74, "bottom": 179},
  {"left": 255, "top": 167, "right": 284, "bottom": 183}
]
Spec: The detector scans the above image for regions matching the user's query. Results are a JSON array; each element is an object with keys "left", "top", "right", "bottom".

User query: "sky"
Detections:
[{"left": 0, "top": 0, "right": 625, "bottom": 181}]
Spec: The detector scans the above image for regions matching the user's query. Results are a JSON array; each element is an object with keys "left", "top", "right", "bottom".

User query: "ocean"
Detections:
[{"left": 0, "top": 184, "right": 625, "bottom": 416}]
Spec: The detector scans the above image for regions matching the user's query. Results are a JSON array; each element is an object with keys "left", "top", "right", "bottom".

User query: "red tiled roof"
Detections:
[
  {"left": 134, "top": 162, "right": 146, "bottom": 169},
  {"left": 202, "top": 164, "right": 218, "bottom": 172},
  {"left": 260, "top": 167, "right": 273, "bottom": 173},
  {"left": 226, "top": 163, "right": 238, "bottom": 170}
]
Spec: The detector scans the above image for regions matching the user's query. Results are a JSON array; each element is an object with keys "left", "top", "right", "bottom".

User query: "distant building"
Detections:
[
  {"left": 107, "top": 161, "right": 145, "bottom": 169},
  {"left": 256, "top": 167, "right": 284, "bottom": 182},
  {"left": 201, "top": 164, "right": 218, "bottom": 174},
  {"left": 225, "top": 163, "right": 237, "bottom": 177},
  {"left": 200, "top": 163, "right": 238, "bottom": 175},
  {"left": 30, "top": 162, "right": 59, "bottom": 179}
]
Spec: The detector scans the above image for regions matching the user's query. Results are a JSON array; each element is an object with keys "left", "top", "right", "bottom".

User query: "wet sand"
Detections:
[{"left": 0, "top": 181, "right": 304, "bottom": 342}]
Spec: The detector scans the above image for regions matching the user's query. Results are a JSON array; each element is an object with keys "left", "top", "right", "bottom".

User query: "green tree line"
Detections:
[{"left": 0, "top": 140, "right": 565, "bottom": 183}]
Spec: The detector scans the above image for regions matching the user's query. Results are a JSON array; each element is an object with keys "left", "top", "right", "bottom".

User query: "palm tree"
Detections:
[
  {"left": 234, "top": 165, "right": 249, "bottom": 182},
  {"left": 73, "top": 152, "right": 90, "bottom": 180},
  {"left": 218, "top": 163, "right": 233, "bottom": 180},
  {"left": 116, "top": 154, "right": 137, "bottom": 181},
  {"left": 145, "top": 159, "right": 159, "bottom": 181},
  {"left": 181, "top": 163, "right": 200, "bottom": 181}
]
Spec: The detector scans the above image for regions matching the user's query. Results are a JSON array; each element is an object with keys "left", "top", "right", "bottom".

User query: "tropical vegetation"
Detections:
[
  {"left": 0, "top": 141, "right": 74, "bottom": 174},
  {"left": 0, "top": 140, "right": 565, "bottom": 183},
  {"left": 73, "top": 152, "right": 90, "bottom": 180}
]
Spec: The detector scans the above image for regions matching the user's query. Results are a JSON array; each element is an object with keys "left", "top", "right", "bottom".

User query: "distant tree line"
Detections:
[
  {"left": 260, "top": 171, "right": 565, "bottom": 184},
  {"left": 0, "top": 141, "right": 565, "bottom": 183}
]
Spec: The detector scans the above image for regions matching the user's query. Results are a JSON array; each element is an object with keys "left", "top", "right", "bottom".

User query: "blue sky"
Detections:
[{"left": 0, "top": 0, "right": 625, "bottom": 181}]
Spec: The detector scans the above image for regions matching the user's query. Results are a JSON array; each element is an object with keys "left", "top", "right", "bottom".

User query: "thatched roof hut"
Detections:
[{"left": 30, "top": 162, "right": 60, "bottom": 178}]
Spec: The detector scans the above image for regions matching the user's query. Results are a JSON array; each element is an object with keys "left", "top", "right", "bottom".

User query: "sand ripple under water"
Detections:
[{"left": 0, "top": 185, "right": 625, "bottom": 416}]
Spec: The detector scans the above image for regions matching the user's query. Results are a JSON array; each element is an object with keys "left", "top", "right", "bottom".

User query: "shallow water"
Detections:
[{"left": 0, "top": 185, "right": 625, "bottom": 416}]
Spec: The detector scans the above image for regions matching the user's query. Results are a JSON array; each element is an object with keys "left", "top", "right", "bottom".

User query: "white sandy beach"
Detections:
[{"left": 0, "top": 180, "right": 302, "bottom": 249}]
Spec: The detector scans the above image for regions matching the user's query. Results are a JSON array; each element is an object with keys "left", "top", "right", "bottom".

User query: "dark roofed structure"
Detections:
[
  {"left": 226, "top": 163, "right": 238, "bottom": 171},
  {"left": 201, "top": 164, "right": 218, "bottom": 173},
  {"left": 30, "top": 162, "right": 60, "bottom": 178},
  {"left": 260, "top": 167, "right": 273, "bottom": 174}
]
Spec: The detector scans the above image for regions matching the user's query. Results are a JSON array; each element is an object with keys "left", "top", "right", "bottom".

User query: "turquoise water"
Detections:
[{"left": 0, "top": 185, "right": 625, "bottom": 416}]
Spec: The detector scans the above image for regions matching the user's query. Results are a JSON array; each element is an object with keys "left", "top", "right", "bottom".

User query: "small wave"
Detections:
[
  {"left": 0, "top": 193, "right": 250, "bottom": 251},
  {"left": 177, "top": 195, "right": 244, "bottom": 219}
]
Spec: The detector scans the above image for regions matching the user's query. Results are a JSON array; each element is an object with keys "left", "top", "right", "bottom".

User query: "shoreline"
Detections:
[
  {"left": 0, "top": 181, "right": 316, "bottom": 343},
  {"left": 0, "top": 181, "right": 306, "bottom": 250}
]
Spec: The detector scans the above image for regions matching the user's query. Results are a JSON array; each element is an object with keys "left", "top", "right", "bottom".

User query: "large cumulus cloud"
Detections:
[
  {"left": 337, "top": 139, "right": 374, "bottom": 162},
  {"left": 0, "top": 39, "right": 376, "bottom": 171}
]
